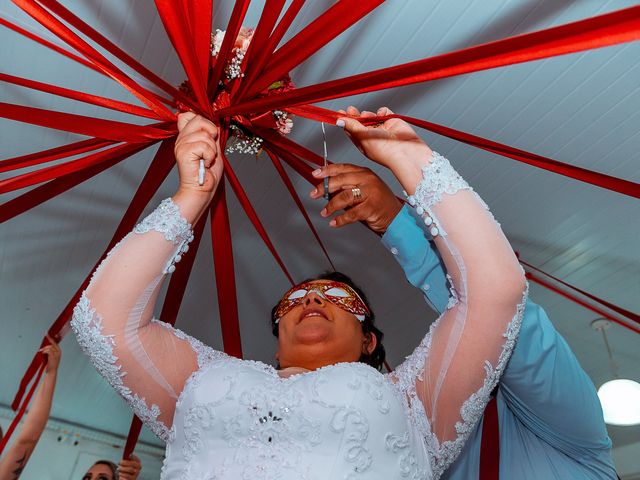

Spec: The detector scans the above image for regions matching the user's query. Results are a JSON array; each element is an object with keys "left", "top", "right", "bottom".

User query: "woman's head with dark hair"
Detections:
[
  {"left": 271, "top": 271, "right": 386, "bottom": 371},
  {"left": 83, "top": 460, "right": 118, "bottom": 480}
]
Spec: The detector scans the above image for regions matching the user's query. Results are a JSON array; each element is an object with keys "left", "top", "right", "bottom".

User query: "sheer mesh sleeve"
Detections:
[
  {"left": 71, "top": 198, "right": 225, "bottom": 441},
  {"left": 390, "top": 152, "right": 527, "bottom": 478}
]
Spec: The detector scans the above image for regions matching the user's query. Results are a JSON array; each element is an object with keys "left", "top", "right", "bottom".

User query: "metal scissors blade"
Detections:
[{"left": 321, "top": 122, "right": 329, "bottom": 200}]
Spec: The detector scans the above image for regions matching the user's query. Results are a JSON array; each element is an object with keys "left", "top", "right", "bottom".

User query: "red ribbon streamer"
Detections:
[
  {"left": 232, "top": 0, "right": 286, "bottom": 100},
  {"left": 525, "top": 271, "right": 640, "bottom": 335},
  {"left": 479, "top": 396, "right": 500, "bottom": 480},
  {"left": 0, "top": 362, "right": 46, "bottom": 455},
  {"left": 520, "top": 259, "right": 640, "bottom": 326},
  {"left": 34, "top": 0, "right": 197, "bottom": 112},
  {"left": 13, "top": 0, "right": 175, "bottom": 120},
  {"left": 221, "top": 153, "right": 294, "bottom": 284},
  {"left": 238, "top": 0, "right": 305, "bottom": 101},
  {"left": 248, "top": 0, "right": 385, "bottom": 98},
  {"left": 208, "top": 0, "right": 251, "bottom": 97},
  {"left": 11, "top": 140, "right": 175, "bottom": 411},
  {"left": 288, "top": 105, "right": 640, "bottom": 199},
  {"left": 0, "top": 73, "right": 160, "bottom": 120},
  {"left": 122, "top": 417, "right": 142, "bottom": 460},
  {"left": 222, "top": 6, "right": 640, "bottom": 117},
  {"left": 266, "top": 149, "right": 335, "bottom": 270},
  {"left": 183, "top": 0, "right": 213, "bottom": 83},
  {"left": 155, "top": 0, "right": 212, "bottom": 116},
  {"left": 211, "top": 182, "right": 243, "bottom": 358},
  {"left": 0, "top": 138, "right": 113, "bottom": 174},
  {"left": 0, "top": 141, "right": 157, "bottom": 194},
  {"left": 0, "top": 142, "right": 150, "bottom": 224},
  {"left": 0, "top": 102, "right": 175, "bottom": 143},
  {"left": 0, "top": 15, "right": 102, "bottom": 75}
]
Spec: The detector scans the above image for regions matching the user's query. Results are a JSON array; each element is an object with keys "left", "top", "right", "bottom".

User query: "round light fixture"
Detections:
[{"left": 597, "top": 379, "right": 640, "bottom": 426}]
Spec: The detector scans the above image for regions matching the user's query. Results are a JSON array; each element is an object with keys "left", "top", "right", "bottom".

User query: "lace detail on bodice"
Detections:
[
  {"left": 163, "top": 359, "right": 430, "bottom": 480},
  {"left": 133, "top": 198, "right": 195, "bottom": 273},
  {"left": 71, "top": 293, "right": 171, "bottom": 441}
]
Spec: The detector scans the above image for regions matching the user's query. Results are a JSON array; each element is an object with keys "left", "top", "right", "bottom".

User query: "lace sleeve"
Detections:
[
  {"left": 390, "top": 152, "right": 527, "bottom": 478},
  {"left": 71, "top": 198, "right": 224, "bottom": 442}
]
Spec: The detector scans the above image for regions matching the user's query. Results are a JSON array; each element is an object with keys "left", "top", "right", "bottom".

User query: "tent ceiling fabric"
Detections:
[{"left": 0, "top": 0, "right": 639, "bottom": 451}]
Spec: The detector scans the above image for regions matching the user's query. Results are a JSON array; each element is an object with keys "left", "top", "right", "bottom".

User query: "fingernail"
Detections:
[
  {"left": 336, "top": 119, "right": 345, "bottom": 128},
  {"left": 320, "top": 208, "right": 327, "bottom": 217},
  {"left": 312, "top": 169, "right": 322, "bottom": 176},
  {"left": 310, "top": 188, "right": 318, "bottom": 197},
  {"left": 329, "top": 219, "right": 337, "bottom": 227}
]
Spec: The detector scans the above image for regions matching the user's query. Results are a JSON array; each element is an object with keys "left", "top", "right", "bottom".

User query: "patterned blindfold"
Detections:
[{"left": 274, "top": 281, "right": 370, "bottom": 323}]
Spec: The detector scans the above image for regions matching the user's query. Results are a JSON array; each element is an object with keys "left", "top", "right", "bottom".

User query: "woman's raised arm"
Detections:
[
  {"left": 71, "top": 114, "right": 225, "bottom": 441},
  {"left": 333, "top": 107, "right": 527, "bottom": 477}
]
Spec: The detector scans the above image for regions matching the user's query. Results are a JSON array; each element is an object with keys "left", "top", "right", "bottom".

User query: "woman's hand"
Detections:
[
  {"left": 310, "top": 164, "right": 402, "bottom": 233},
  {"left": 118, "top": 454, "right": 142, "bottom": 480},
  {"left": 338, "top": 106, "right": 432, "bottom": 170},
  {"left": 174, "top": 112, "right": 223, "bottom": 203},
  {"left": 40, "top": 334, "right": 61, "bottom": 374}
]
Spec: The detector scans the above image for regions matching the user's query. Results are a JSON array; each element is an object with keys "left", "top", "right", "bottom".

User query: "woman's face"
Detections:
[
  {"left": 82, "top": 463, "right": 114, "bottom": 480},
  {"left": 276, "top": 280, "right": 375, "bottom": 370}
]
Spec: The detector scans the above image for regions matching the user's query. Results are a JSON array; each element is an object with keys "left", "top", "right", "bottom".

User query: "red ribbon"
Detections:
[
  {"left": 238, "top": 0, "right": 305, "bottom": 101},
  {"left": 11, "top": 140, "right": 175, "bottom": 411},
  {"left": 155, "top": 0, "right": 212, "bottom": 116},
  {"left": 0, "top": 102, "right": 174, "bottom": 143},
  {"left": 266, "top": 149, "right": 335, "bottom": 270},
  {"left": 34, "top": 0, "right": 195, "bottom": 111},
  {"left": 479, "top": 396, "right": 500, "bottom": 480},
  {"left": 13, "top": 0, "right": 175, "bottom": 120},
  {"left": 222, "top": 6, "right": 640, "bottom": 117},
  {"left": 0, "top": 141, "right": 156, "bottom": 194},
  {"left": 248, "top": 0, "right": 385, "bottom": 98},
  {"left": 0, "top": 73, "right": 159, "bottom": 120},
  {"left": 208, "top": 0, "right": 251, "bottom": 97},
  {"left": 525, "top": 271, "right": 640, "bottom": 335},
  {"left": 288, "top": 105, "right": 640, "bottom": 199},
  {"left": 0, "top": 142, "right": 151, "bottom": 224},
  {"left": 122, "top": 417, "right": 142, "bottom": 460},
  {"left": 211, "top": 181, "right": 243, "bottom": 358},
  {"left": 0, "top": 15, "right": 102, "bottom": 75},
  {"left": 232, "top": 0, "right": 287, "bottom": 100},
  {"left": 221, "top": 153, "right": 294, "bottom": 284},
  {"left": 0, "top": 362, "right": 46, "bottom": 455},
  {"left": 0, "top": 138, "right": 113, "bottom": 174}
]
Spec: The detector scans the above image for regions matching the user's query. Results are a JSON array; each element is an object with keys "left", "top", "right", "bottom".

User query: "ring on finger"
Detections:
[{"left": 351, "top": 186, "right": 362, "bottom": 202}]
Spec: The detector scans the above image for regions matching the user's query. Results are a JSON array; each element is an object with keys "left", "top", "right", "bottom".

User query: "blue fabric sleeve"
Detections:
[
  {"left": 382, "top": 205, "right": 613, "bottom": 457},
  {"left": 500, "top": 300, "right": 612, "bottom": 453},
  {"left": 381, "top": 205, "right": 449, "bottom": 314}
]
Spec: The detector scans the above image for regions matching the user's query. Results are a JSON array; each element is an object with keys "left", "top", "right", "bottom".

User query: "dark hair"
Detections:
[
  {"left": 92, "top": 460, "right": 118, "bottom": 479},
  {"left": 270, "top": 271, "right": 386, "bottom": 371}
]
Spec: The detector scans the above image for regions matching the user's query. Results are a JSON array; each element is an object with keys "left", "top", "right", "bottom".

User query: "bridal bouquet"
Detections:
[{"left": 179, "top": 27, "right": 295, "bottom": 155}]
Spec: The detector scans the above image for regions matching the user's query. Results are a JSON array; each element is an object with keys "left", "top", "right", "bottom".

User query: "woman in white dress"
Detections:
[{"left": 71, "top": 107, "right": 527, "bottom": 479}]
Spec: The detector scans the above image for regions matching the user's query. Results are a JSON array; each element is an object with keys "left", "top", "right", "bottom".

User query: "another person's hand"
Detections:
[
  {"left": 337, "top": 106, "right": 432, "bottom": 170},
  {"left": 174, "top": 112, "right": 223, "bottom": 202},
  {"left": 310, "top": 164, "right": 402, "bottom": 233},
  {"left": 40, "top": 334, "right": 61, "bottom": 374},
  {"left": 118, "top": 454, "right": 142, "bottom": 480}
]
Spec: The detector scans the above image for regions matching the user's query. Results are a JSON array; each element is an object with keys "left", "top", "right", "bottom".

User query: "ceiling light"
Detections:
[
  {"left": 597, "top": 379, "right": 640, "bottom": 426},
  {"left": 591, "top": 318, "right": 640, "bottom": 426}
]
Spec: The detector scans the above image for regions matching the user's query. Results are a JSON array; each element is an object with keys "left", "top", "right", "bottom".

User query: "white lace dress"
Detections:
[{"left": 72, "top": 152, "right": 527, "bottom": 479}]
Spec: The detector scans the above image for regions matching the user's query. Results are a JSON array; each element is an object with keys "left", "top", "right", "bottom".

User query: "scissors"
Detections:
[{"left": 321, "top": 122, "right": 329, "bottom": 200}]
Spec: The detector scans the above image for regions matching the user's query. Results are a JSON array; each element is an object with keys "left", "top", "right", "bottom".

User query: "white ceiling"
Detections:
[{"left": 1, "top": 0, "right": 639, "bottom": 459}]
